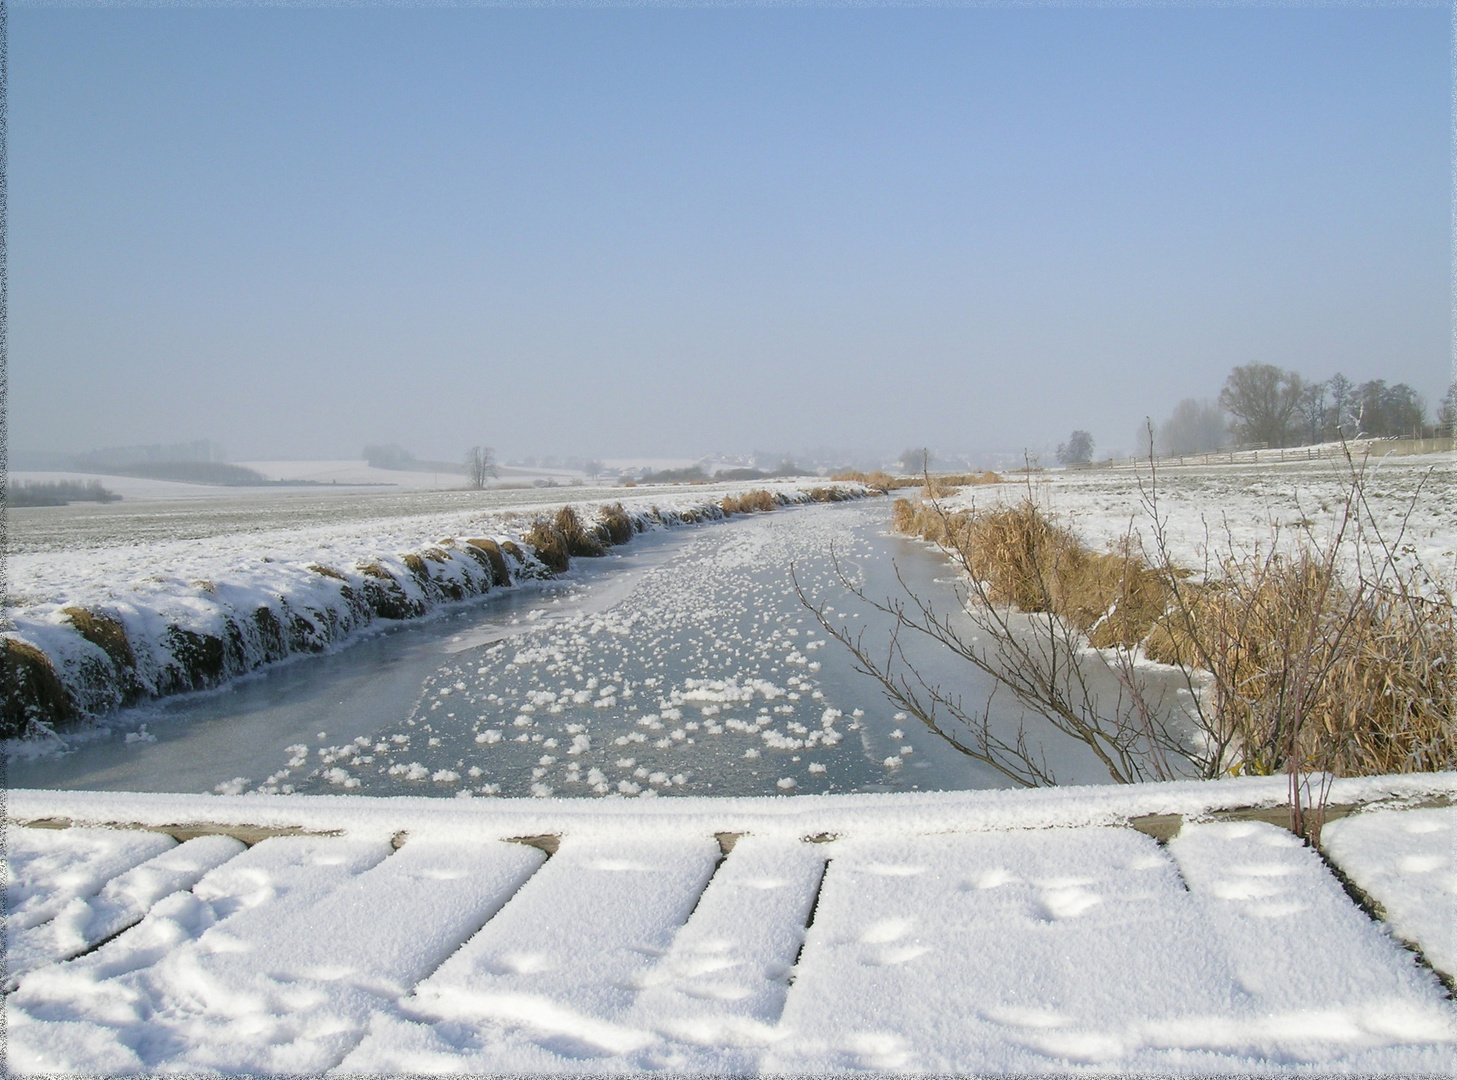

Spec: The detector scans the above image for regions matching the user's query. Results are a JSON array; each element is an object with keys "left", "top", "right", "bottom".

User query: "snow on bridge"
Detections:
[{"left": 5, "top": 774, "right": 1456, "bottom": 1074}]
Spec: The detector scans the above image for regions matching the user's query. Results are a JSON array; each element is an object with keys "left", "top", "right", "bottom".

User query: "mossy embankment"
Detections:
[{"left": 1, "top": 485, "right": 871, "bottom": 740}]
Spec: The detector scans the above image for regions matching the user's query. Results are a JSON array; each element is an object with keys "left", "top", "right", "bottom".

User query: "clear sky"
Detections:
[{"left": 10, "top": 6, "right": 1449, "bottom": 464}]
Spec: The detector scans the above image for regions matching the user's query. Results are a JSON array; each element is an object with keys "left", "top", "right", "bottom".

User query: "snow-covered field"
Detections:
[
  {"left": 940, "top": 453, "right": 1457, "bottom": 582},
  {"left": 11, "top": 458, "right": 589, "bottom": 497},
  {"left": 5, "top": 774, "right": 1455, "bottom": 1074}
]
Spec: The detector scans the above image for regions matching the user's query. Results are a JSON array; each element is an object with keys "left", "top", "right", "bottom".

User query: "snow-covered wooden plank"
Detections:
[
  {"left": 5, "top": 833, "right": 245, "bottom": 987},
  {"left": 15, "top": 837, "right": 544, "bottom": 1075},
  {"left": 4, "top": 825, "right": 177, "bottom": 934},
  {"left": 7, "top": 834, "right": 393, "bottom": 1075},
  {"left": 337, "top": 831, "right": 722, "bottom": 1073},
  {"left": 253, "top": 836, "right": 548, "bottom": 993},
  {"left": 625, "top": 835, "right": 828, "bottom": 1064},
  {"left": 1321, "top": 806, "right": 1457, "bottom": 983},
  {"left": 1165, "top": 820, "right": 1457, "bottom": 1067},
  {"left": 767, "top": 827, "right": 1241, "bottom": 1073}
]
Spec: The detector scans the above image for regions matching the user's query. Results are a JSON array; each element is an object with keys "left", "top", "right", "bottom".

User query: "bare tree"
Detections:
[
  {"left": 1355, "top": 380, "right": 1426, "bottom": 439},
  {"left": 1326, "top": 372, "right": 1356, "bottom": 440},
  {"left": 584, "top": 460, "right": 604, "bottom": 483},
  {"left": 1156, "top": 399, "right": 1227, "bottom": 456},
  {"left": 1298, "top": 380, "right": 1328, "bottom": 445},
  {"left": 464, "top": 446, "right": 497, "bottom": 489},
  {"left": 898, "top": 447, "right": 930, "bottom": 475},
  {"left": 1056, "top": 430, "right": 1094, "bottom": 466},
  {"left": 1218, "top": 363, "right": 1304, "bottom": 447},
  {"left": 1438, "top": 382, "right": 1457, "bottom": 438}
]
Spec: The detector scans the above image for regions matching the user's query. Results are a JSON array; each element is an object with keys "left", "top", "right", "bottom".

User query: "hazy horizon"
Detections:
[{"left": 10, "top": 7, "right": 1448, "bottom": 466}]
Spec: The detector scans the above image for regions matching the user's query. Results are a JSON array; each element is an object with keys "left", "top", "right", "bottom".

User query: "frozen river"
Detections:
[{"left": 9, "top": 501, "right": 1138, "bottom": 799}]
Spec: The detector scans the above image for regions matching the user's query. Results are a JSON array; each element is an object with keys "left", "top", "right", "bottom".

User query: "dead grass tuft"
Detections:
[
  {"left": 835, "top": 469, "right": 999, "bottom": 494},
  {"left": 160, "top": 627, "right": 227, "bottom": 692},
  {"left": 1, "top": 638, "right": 76, "bottom": 737},
  {"left": 354, "top": 562, "right": 424, "bottom": 620},
  {"left": 598, "top": 504, "right": 636, "bottom": 545},
  {"left": 554, "top": 506, "right": 606, "bottom": 558},
  {"left": 61, "top": 607, "right": 137, "bottom": 674},
  {"left": 722, "top": 490, "right": 780, "bottom": 515},
  {"left": 523, "top": 520, "right": 571, "bottom": 573},
  {"left": 464, "top": 539, "right": 511, "bottom": 586}
]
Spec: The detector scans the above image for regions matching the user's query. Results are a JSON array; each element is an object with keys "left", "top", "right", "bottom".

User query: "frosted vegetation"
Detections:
[{"left": 901, "top": 454, "right": 1455, "bottom": 796}]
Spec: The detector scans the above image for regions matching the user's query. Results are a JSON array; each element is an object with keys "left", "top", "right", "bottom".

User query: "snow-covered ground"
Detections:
[
  {"left": 939, "top": 452, "right": 1457, "bottom": 583},
  {"left": 12, "top": 459, "right": 597, "bottom": 495},
  {"left": 10, "top": 470, "right": 252, "bottom": 501},
  {"left": 5, "top": 774, "right": 1455, "bottom": 1074}
]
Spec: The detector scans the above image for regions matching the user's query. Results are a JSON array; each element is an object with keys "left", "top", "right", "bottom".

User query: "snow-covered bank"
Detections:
[
  {"left": 939, "top": 452, "right": 1457, "bottom": 580},
  {"left": 5, "top": 775, "right": 1455, "bottom": 1074},
  {"left": 1, "top": 484, "right": 870, "bottom": 740}
]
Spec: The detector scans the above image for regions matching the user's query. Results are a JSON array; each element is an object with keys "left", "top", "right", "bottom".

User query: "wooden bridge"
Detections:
[{"left": 5, "top": 775, "right": 1456, "bottom": 1074}]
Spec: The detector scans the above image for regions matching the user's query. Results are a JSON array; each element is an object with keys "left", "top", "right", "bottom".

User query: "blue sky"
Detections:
[{"left": 10, "top": 7, "right": 1449, "bottom": 462}]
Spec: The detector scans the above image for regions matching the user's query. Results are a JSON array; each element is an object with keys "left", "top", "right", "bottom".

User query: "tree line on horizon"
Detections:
[{"left": 1137, "top": 364, "right": 1455, "bottom": 459}]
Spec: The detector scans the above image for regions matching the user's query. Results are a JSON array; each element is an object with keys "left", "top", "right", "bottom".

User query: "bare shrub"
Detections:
[
  {"left": 835, "top": 494, "right": 1209, "bottom": 788},
  {"left": 1140, "top": 463, "right": 1457, "bottom": 840},
  {"left": 11, "top": 480, "right": 121, "bottom": 507}
]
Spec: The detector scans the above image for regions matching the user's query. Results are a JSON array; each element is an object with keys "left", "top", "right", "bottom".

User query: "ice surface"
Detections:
[
  {"left": 63, "top": 500, "right": 998, "bottom": 803},
  {"left": 5, "top": 481, "right": 868, "bottom": 733},
  {"left": 1322, "top": 805, "right": 1457, "bottom": 983}
]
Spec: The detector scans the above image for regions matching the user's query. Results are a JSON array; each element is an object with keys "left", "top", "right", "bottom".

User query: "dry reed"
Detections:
[{"left": 891, "top": 494, "right": 1457, "bottom": 779}]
